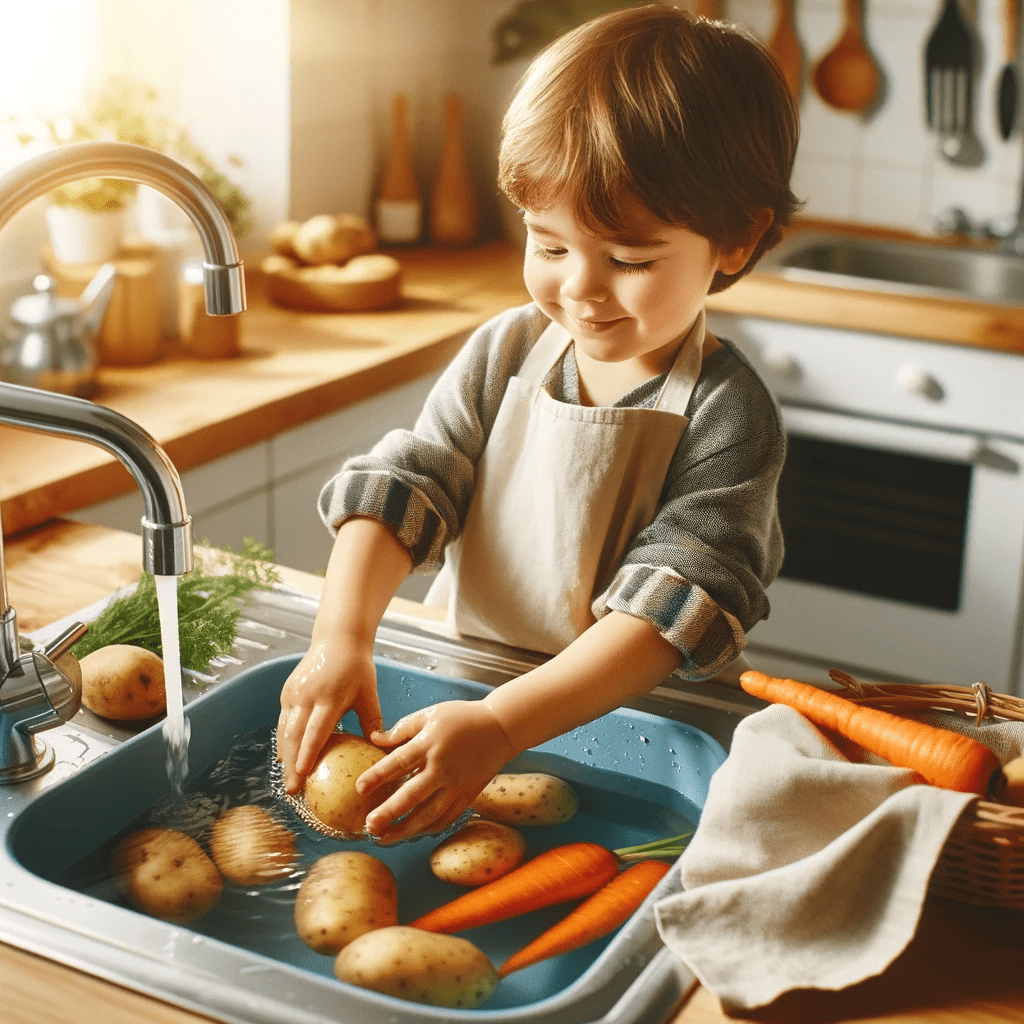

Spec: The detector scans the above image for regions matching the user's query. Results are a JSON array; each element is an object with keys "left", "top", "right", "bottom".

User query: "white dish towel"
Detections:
[{"left": 653, "top": 702, "right": 1024, "bottom": 1011}]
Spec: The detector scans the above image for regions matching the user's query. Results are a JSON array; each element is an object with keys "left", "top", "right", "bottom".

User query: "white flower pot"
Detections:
[{"left": 46, "top": 205, "right": 125, "bottom": 265}]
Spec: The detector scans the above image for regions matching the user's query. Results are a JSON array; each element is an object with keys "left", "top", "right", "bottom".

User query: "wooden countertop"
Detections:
[
  {"left": 5, "top": 520, "right": 1024, "bottom": 1024},
  {"left": 0, "top": 241, "right": 532, "bottom": 537},
  {"left": 4, "top": 227, "right": 1024, "bottom": 539}
]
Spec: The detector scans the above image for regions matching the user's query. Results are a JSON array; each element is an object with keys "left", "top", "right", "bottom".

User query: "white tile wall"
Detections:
[{"left": 728, "top": 0, "right": 1023, "bottom": 236}]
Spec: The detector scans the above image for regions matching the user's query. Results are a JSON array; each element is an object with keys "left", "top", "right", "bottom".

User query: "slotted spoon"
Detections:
[{"left": 925, "top": 0, "right": 974, "bottom": 144}]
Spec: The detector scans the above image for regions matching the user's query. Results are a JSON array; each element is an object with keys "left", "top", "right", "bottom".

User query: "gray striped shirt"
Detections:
[{"left": 319, "top": 303, "right": 785, "bottom": 680}]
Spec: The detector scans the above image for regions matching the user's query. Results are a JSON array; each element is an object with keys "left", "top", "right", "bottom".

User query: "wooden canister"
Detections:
[
  {"left": 178, "top": 261, "right": 241, "bottom": 359},
  {"left": 43, "top": 241, "right": 164, "bottom": 366}
]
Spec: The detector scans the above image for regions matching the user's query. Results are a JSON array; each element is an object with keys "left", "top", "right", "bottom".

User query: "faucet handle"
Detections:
[{"left": 42, "top": 621, "right": 88, "bottom": 663}]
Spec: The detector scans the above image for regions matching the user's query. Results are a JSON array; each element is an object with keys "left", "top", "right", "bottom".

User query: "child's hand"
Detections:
[
  {"left": 277, "top": 638, "right": 383, "bottom": 794},
  {"left": 356, "top": 700, "right": 515, "bottom": 842}
]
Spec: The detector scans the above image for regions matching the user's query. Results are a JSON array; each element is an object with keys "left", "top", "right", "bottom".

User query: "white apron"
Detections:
[{"left": 426, "top": 309, "right": 737, "bottom": 663}]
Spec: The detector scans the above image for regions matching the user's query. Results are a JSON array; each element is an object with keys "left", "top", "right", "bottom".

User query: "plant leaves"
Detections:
[{"left": 71, "top": 538, "right": 281, "bottom": 671}]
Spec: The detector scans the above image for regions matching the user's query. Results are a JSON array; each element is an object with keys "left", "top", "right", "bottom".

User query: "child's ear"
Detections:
[{"left": 716, "top": 209, "right": 775, "bottom": 276}]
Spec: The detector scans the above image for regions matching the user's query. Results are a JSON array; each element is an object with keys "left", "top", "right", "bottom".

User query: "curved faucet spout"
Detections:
[
  {"left": 0, "top": 382, "right": 192, "bottom": 577},
  {"left": 0, "top": 139, "right": 247, "bottom": 782},
  {"left": 0, "top": 140, "right": 245, "bottom": 314}
]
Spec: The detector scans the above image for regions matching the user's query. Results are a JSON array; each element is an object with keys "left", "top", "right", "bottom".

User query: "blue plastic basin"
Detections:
[{"left": 7, "top": 653, "right": 726, "bottom": 1023}]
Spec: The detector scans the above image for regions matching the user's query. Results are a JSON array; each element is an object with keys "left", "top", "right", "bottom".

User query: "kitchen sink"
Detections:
[
  {"left": 760, "top": 231, "right": 1024, "bottom": 305},
  {"left": 1, "top": 586, "right": 752, "bottom": 1024}
]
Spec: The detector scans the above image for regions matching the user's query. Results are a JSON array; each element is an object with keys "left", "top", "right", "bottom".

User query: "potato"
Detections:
[
  {"left": 470, "top": 772, "right": 579, "bottom": 826},
  {"left": 295, "top": 851, "right": 398, "bottom": 954},
  {"left": 111, "top": 827, "right": 222, "bottom": 924},
  {"left": 303, "top": 732, "right": 398, "bottom": 834},
  {"left": 429, "top": 819, "right": 526, "bottom": 886},
  {"left": 334, "top": 925, "right": 497, "bottom": 1008},
  {"left": 268, "top": 218, "right": 301, "bottom": 257},
  {"left": 209, "top": 805, "right": 297, "bottom": 886},
  {"left": 261, "top": 253, "right": 299, "bottom": 275},
  {"left": 291, "top": 213, "right": 376, "bottom": 265},
  {"left": 79, "top": 644, "right": 166, "bottom": 721},
  {"left": 261, "top": 252, "right": 402, "bottom": 312}
]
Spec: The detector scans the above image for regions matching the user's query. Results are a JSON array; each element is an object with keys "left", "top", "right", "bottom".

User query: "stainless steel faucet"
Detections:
[{"left": 0, "top": 140, "right": 246, "bottom": 781}]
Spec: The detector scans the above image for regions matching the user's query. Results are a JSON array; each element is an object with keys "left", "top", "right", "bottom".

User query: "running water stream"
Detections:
[{"left": 155, "top": 573, "right": 190, "bottom": 799}]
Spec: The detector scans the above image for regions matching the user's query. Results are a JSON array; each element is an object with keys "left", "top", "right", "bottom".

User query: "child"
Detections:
[{"left": 278, "top": 4, "right": 801, "bottom": 841}]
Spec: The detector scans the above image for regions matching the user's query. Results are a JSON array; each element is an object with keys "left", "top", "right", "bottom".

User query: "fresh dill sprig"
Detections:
[{"left": 72, "top": 537, "right": 281, "bottom": 671}]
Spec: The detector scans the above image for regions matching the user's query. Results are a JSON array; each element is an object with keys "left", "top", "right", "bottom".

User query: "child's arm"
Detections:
[
  {"left": 357, "top": 611, "right": 681, "bottom": 841},
  {"left": 276, "top": 516, "right": 412, "bottom": 793}
]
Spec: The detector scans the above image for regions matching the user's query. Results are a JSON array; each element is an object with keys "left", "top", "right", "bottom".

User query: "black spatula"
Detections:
[{"left": 998, "top": 0, "right": 1020, "bottom": 139}]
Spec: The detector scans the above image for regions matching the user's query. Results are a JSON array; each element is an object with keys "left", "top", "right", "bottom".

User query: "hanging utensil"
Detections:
[
  {"left": 925, "top": 0, "right": 974, "bottom": 142},
  {"left": 769, "top": 0, "right": 802, "bottom": 100},
  {"left": 998, "top": 0, "right": 1020, "bottom": 139},
  {"left": 812, "top": 0, "right": 880, "bottom": 112}
]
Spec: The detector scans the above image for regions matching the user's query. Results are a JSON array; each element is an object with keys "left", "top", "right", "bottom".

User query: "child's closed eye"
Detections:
[
  {"left": 609, "top": 257, "right": 655, "bottom": 274},
  {"left": 530, "top": 245, "right": 654, "bottom": 275},
  {"left": 531, "top": 244, "right": 567, "bottom": 261}
]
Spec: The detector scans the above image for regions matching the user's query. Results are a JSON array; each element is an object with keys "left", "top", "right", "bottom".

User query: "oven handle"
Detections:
[{"left": 780, "top": 406, "right": 1020, "bottom": 471}]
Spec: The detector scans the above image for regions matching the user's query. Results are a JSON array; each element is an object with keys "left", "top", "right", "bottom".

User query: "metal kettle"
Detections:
[{"left": 1, "top": 263, "right": 117, "bottom": 397}]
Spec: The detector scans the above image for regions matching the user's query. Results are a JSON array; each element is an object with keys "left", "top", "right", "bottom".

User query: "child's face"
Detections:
[{"left": 522, "top": 198, "right": 743, "bottom": 373}]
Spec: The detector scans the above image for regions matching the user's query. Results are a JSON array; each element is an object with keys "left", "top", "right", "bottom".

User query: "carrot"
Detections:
[
  {"left": 409, "top": 833, "right": 690, "bottom": 935},
  {"left": 498, "top": 859, "right": 671, "bottom": 977},
  {"left": 740, "top": 670, "right": 1001, "bottom": 795}
]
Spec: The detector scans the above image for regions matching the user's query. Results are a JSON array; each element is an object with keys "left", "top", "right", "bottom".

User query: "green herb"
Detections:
[
  {"left": 72, "top": 538, "right": 281, "bottom": 671},
  {"left": 613, "top": 832, "right": 693, "bottom": 863}
]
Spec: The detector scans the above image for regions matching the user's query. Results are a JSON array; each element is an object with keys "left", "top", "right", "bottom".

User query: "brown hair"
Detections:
[{"left": 498, "top": 4, "right": 802, "bottom": 292}]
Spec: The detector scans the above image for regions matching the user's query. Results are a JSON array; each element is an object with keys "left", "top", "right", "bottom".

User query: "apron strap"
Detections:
[
  {"left": 654, "top": 307, "right": 705, "bottom": 416},
  {"left": 517, "top": 319, "right": 574, "bottom": 385}
]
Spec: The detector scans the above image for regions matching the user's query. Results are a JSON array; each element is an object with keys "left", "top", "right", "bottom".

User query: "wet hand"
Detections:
[
  {"left": 355, "top": 700, "right": 514, "bottom": 842},
  {"left": 277, "top": 639, "right": 382, "bottom": 794}
]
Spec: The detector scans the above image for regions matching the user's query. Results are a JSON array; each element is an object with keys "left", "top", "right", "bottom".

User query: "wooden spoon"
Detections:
[
  {"left": 812, "top": 0, "right": 880, "bottom": 112},
  {"left": 769, "top": 0, "right": 802, "bottom": 100}
]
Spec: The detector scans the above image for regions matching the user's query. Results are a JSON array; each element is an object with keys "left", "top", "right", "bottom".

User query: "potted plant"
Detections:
[{"left": 9, "top": 76, "right": 252, "bottom": 264}]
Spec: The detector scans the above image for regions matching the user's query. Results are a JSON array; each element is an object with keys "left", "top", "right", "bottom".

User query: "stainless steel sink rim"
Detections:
[{"left": 759, "top": 231, "right": 1024, "bottom": 306}]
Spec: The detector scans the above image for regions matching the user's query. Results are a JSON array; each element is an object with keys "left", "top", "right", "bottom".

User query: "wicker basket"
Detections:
[{"left": 831, "top": 669, "right": 1024, "bottom": 910}]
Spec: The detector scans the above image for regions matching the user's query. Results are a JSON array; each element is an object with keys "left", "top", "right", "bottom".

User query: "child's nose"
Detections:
[{"left": 560, "top": 259, "right": 608, "bottom": 303}]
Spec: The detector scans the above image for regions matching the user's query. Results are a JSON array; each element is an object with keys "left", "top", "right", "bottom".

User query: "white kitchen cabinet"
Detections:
[
  {"left": 72, "top": 371, "right": 442, "bottom": 602},
  {"left": 69, "top": 441, "right": 272, "bottom": 548}
]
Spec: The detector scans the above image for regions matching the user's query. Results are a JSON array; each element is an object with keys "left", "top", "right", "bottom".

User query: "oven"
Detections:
[{"left": 707, "top": 311, "right": 1024, "bottom": 696}]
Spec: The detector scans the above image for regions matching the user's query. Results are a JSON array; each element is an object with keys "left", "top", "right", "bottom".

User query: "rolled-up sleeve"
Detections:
[
  {"left": 317, "top": 303, "right": 548, "bottom": 569},
  {"left": 593, "top": 344, "right": 786, "bottom": 679}
]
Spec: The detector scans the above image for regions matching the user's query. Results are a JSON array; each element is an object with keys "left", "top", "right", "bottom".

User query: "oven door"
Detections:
[{"left": 750, "top": 405, "right": 1024, "bottom": 694}]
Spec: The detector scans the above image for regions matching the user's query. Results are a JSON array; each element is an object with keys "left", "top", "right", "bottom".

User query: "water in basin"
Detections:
[
  {"left": 764, "top": 232, "right": 1024, "bottom": 304},
  {"left": 7, "top": 651, "right": 725, "bottom": 1022}
]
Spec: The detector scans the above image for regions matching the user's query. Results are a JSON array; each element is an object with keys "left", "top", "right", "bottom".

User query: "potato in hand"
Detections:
[{"left": 303, "top": 732, "right": 399, "bottom": 834}]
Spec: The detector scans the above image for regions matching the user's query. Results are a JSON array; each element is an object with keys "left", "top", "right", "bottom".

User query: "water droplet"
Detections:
[{"left": 639, "top": 735, "right": 650, "bottom": 744}]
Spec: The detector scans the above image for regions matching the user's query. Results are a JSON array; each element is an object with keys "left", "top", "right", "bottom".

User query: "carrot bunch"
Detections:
[
  {"left": 739, "top": 670, "right": 1002, "bottom": 795},
  {"left": 409, "top": 833, "right": 688, "bottom": 974}
]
